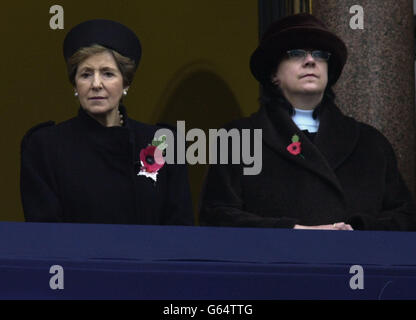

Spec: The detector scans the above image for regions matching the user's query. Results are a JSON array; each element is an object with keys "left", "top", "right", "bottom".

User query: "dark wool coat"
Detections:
[
  {"left": 199, "top": 101, "right": 416, "bottom": 231},
  {"left": 20, "top": 106, "right": 194, "bottom": 225}
]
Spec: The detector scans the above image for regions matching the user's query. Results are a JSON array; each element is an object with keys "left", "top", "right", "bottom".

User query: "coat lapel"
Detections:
[
  {"left": 250, "top": 103, "right": 358, "bottom": 197},
  {"left": 314, "top": 104, "right": 359, "bottom": 171}
]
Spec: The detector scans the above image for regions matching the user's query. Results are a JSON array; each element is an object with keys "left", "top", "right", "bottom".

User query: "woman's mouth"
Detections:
[
  {"left": 300, "top": 74, "right": 318, "bottom": 78},
  {"left": 88, "top": 97, "right": 107, "bottom": 100}
]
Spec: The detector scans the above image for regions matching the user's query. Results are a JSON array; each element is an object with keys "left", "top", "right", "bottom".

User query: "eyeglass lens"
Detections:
[{"left": 287, "top": 49, "right": 331, "bottom": 61}]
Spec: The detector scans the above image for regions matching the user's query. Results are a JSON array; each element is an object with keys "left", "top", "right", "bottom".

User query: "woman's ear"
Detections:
[{"left": 270, "top": 74, "right": 280, "bottom": 86}]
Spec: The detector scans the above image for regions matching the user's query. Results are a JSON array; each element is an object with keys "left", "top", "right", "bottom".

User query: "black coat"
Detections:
[
  {"left": 200, "top": 101, "right": 416, "bottom": 231},
  {"left": 20, "top": 106, "right": 194, "bottom": 225}
]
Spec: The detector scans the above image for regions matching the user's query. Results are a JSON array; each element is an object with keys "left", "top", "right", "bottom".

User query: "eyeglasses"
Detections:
[{"left": 286, "top": 49, "right": 331, "bottom": 61}]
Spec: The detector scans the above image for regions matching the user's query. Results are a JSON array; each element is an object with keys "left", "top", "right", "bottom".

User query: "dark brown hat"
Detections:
[{"left": 250, "top": 13, "right": 347, "bottom": 87}]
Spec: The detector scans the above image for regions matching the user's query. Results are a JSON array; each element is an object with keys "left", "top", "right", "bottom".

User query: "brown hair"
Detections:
[{"left": 66, "top": 44, "right": 136, "bottom": 87}]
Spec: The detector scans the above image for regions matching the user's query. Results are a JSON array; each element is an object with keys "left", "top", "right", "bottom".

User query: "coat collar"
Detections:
[
  {"left": 77, "top": 104, "right": 129, "bottom": 130},
  {"left": 76, "top": 105, "right": 134, "bottom": 156},
  {"left": 250, "top": 101, "right": 359, "bottom": 196}
]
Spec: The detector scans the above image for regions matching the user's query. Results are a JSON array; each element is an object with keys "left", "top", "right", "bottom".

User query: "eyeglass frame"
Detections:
[{"left": 286, "top": 49, "right": 331, "bottom": 61}]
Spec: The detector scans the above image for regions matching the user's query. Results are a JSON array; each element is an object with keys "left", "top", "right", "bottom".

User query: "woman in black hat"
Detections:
[
  {"left": 199, "top": 13, "right": 416, "bottom": 231},
  {"left": 20, "top": 19, "right": 194, "bottom": 225}
]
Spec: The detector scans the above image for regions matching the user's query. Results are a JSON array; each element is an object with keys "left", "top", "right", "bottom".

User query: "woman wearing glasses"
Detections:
[{"left": 199, "top": 13, "right": 416, "bottom": 231}]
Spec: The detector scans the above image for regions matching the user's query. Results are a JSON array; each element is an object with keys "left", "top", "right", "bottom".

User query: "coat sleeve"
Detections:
[
  {"left": 347, "top": 136, "right": 416, "bottom": 231},
  {"left": 199, "top": 161, "right": 299, "bottom": 228},
  {"left": 20, "top": 123, "right": 63, "bottom": 222}
]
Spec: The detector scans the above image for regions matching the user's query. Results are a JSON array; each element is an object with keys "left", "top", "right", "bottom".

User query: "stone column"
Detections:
[{"left": 313, "top": 0, "right": 415, "bottom": 193}]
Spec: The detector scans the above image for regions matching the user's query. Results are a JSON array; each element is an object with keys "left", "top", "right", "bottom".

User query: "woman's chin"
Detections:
[
  {"left": 300, "top": 86, "right": 325, "bottom": 95},
  {"left": 82, "top": 104, "right": 114, "bottom": 115}
]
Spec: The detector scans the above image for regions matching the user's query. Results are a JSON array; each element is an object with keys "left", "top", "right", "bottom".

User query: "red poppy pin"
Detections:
[
  {"left": 287, "top": 134, "right": 304, "bottom": 158},
  {"left": 138, "top": 135, "right": 167, "bottom": 182}
]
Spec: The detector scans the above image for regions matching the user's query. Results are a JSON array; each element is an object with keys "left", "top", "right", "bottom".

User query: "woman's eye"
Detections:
[
  {"left": 80, "top": 73, "right": 91, "bottom": 78},
  {"left": 291, "top": 51, "right": 304, "bottom": 57},
  {"left": 104, "top": 72, "right": 114, "bottom": 77}
]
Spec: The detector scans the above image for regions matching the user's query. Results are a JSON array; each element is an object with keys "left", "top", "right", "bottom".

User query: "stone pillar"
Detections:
[{"left": 313, "top": 0, "right": 415, "bottom": 193}]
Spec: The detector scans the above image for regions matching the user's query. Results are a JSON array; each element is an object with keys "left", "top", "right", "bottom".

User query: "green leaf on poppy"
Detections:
[
  {"left": 292, "top": 135, "right": 300, "bottom": 143},
  {"left": 152, "top": 135, "right": 168, "bottom": 150},
  {"left": 157, "top": 142, "right": 168, "bottom": 151}
]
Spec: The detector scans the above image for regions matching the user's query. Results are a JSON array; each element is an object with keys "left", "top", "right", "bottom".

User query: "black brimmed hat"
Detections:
[
  {"left": 63, "top": 19, "right": 142, "bottom": 68},
  {"left": 250, "top": 13, "right": 347, "bottom": 87}
]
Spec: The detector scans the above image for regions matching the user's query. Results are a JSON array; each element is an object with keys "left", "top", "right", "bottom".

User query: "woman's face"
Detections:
[
  {"left": 75, "top": 51, "right": 126, "bottom": 117},
  {"left": 271, "top": 50, "right": 328, "bottom": 98}
]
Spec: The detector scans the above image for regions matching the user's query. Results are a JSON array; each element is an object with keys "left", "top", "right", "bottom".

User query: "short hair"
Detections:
[{"left": 66, "top": 44, "right": 136, "bottom": 87}]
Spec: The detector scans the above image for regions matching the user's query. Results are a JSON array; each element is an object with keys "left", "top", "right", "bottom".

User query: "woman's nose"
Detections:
[
  {"left": 92, "top": 73, "right": 103, "bottom": 89},
  {"left": 303, "top": 52, "right": 316, "bottom": 65}
]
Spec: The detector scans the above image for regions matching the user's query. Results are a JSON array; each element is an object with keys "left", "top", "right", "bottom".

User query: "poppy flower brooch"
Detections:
[
  {"left": 287, "top": 134, "right": 304, "bottom": 159},
  {"left": 137, "top": 135, "right": 167, "bottom": 182}
]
